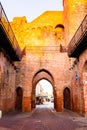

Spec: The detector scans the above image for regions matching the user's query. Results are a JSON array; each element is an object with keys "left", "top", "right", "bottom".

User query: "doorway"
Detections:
[
  {"left": 31, "top": 69, "right": 55, "bottom": 110},
  {"left": 15, "top": 87, "right": 23, "bottom": 111},
  {"left": 35, "top": 79, "right": 54, "bottom": 109},
  {"left": 63, "top": 87, "right": 71, "bottom": 110}
]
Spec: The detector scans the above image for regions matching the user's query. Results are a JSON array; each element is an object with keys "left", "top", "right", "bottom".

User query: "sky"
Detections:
[
  {"left": 0, "top": 0, "right": 63, "bottom": 22},
  {"left": 36, "top": 79, "right": 53, "bottom": 95}
]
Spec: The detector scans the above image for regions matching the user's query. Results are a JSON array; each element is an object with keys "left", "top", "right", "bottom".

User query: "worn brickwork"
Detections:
[
  {"left": 64, "top": 0, "right": 87, "bottom": 44},
  {"left": 10, "top": 11, "right": 70, "bottom": 112},
  {"left": 63, "top": 0, "right": 87, "bottom": 116},
  {"left": 70, "top": 50, "right": 87, "bottom": 116},
  {"left": 10, "top": 1, "right": 87, "bottom": 115},
  {"left": 0, "top": 0, "right": 87, "bottom": 116},
  {"left": 0, "top": 51, "right": 16, "bottom": 114}
]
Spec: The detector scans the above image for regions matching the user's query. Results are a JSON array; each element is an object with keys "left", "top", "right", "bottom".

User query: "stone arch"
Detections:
[
  {"left": 15, "top": 86, "right": 23, "bottom": 111},
  {"left": 55, "top": 24, "right": 64, "bottom": 29},
  {"left": 63, "top": 87, "right": 71, "bottom": 110},
  {"left": 33, "top": 69, "right": 54, "bottom": 86},
  {"left": 54, "top": 24, "right": 64, "bottom": 41},
  {"left": 82, "top": 60, "right": 87, "bottom": 116},
  {"left": 31, "top": 69, "right": 55, "bottom": 109}
]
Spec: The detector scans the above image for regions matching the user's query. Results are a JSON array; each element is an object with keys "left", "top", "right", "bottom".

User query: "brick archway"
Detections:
[{"left": 31, "top": 69, "right": 55, "bottom": 109}]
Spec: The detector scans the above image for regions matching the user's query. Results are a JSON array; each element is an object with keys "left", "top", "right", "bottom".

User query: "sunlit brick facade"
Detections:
[{"left": 0, "top": 0, "right": 87, "bottom": 116}]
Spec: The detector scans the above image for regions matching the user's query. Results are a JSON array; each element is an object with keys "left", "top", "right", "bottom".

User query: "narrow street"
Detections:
[{"left": 0, "top": 104, "right": 87, "bottom": 130}]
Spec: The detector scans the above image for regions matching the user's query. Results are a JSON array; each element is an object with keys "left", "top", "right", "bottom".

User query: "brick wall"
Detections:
[
  {"left": 63, "top": 0, "right": 87, "bottom": 44},
  {"left": 0, "top": 51, "right": 16, "bottom": 114},
  {"left": 8, "top": 1, "right": 87, "bottom": 116}
]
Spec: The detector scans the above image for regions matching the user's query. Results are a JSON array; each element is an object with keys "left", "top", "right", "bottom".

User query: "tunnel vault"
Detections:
[{"left": 31, "top": 69, "right": 55, "bottom": 109}]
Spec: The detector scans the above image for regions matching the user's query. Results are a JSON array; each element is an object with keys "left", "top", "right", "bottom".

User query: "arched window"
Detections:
[{"left": 54, "top": 24, "right": 64, "bottom": 41}]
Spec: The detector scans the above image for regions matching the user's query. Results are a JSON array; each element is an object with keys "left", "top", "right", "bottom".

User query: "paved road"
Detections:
[{"left": 0, "top": 105, "right": 87, "bottom": 130}]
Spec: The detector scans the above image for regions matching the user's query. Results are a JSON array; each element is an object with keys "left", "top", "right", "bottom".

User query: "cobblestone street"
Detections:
[{"left": 0, "top": 104, "right": 87, "bottom": 130}]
